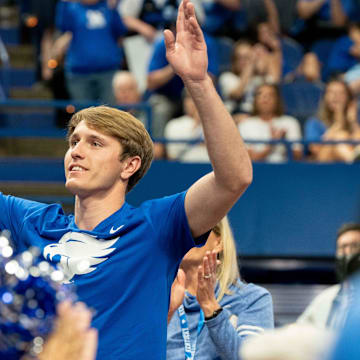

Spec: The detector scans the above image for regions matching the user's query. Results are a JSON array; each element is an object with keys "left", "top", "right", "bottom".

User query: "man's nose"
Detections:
[{"left": 71, "top": 141, "right": 85, "bottom": 159}]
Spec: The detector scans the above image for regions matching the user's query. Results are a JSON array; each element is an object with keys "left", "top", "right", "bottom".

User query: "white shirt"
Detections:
[
  {"left": 238, "top": 115, "right": 302, "bottom": 162},
  {"left": 164, "top": 115, "right": 210, "bottom": 163}
]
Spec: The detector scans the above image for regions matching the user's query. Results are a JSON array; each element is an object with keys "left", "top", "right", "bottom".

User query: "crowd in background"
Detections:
[{"left": 7, "top": 0, "right": 360, "bottom": 162}]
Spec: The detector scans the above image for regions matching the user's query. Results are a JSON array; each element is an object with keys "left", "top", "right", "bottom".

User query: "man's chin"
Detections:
[{"left": 65, "top": 179, "right": 87, "bottom": 196}]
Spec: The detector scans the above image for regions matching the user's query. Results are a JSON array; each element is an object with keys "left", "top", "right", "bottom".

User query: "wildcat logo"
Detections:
[
  {"left": 86, "top": 10, "right": 106, "bottom": 29},
  {"left": 43, "top": 232, "right": 119, "bottom": 284}
]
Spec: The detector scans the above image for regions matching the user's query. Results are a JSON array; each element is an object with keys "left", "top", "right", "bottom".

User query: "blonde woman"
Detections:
[
  {"left": 167, "top": 217, "right": 274, "bottom": 360},
  {"left": 304, "top": 79, "right": 360, "bottom": 162}
]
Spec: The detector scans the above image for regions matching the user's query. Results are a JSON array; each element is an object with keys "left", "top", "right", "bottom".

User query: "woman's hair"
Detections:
[
  {"left": 252, "top": 83, "right": 284, "bottom": 117},
  {"left": 318, "top": 80, "right": 353, "bottom": 129},
  {"left": 213, "top": 216, "right": 241, "bottom": 302}
]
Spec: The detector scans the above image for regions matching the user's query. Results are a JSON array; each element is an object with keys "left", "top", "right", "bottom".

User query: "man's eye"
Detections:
[
  {"left": 92, "top": 142, "right": 101, "bottom": 147},
  {"left": 71, "top": 140, "right": 78, "bottom": 146}
]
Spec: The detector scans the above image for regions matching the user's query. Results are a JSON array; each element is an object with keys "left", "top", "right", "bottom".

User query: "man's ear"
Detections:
[{"left": 120, "top": 156, "right": 141, "bottom": 181}]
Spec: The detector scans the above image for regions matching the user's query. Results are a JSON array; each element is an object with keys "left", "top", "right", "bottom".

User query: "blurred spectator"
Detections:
[
  {"left": 240, "top": 323, "right": 334, "bottom": 360},
  {"left": 202, "top": 0, "right": 280, "bottom": 40},
  {"left": 118, "top": 0, "right": 204, "bottom": 43},
  {"left": 55, "top": 0, "right": 128, "bottom": 103},
  {"left": 304, "top": 79, "right": 360, "bottom": 162},
  {"left": 112, "top": 70, "right": 166, "bottom": 156},
  {"left": 298, "top": 223, "right": 360, "bottom": 329},
  {"left": 146, "top": 32, "right": 219, "bottom": 140},
  {"left": 286, "top": 52, "right": 323, "bottom": 83},
  {"left": 329, "top": 272, "right": 360, "bottom": 360},
  {"left": 293, "top": 0, "right": 352, "bottom": 49},
  {"left": 327, "top": 22, "right": 360, "bottom": 80},
  {"left": 281, "top": 52, "right": 324, "bottom": 125},
  {"left": 256, "top": 21, "right": 303, "bottom": 78},
  {"left": 219, "top": 39, "right": 281, "bottom": 115},
  {"left": 238, "top": 83, "right": 302, "bottom": 162},
  {"left": 164, "top": 90, "right": 209, "bottom": 162}
]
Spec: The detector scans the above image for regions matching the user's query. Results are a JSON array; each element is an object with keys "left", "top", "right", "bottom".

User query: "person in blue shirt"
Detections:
[
  {"left": 167, "top": 216, "right": 274, "bottom": 360},
  {"left": 56, "top": 0, "right": 128, "bottom": 103},
  {"left": 0, "top": 1, "right": 252, "bottom": 359},
  {"left": 304, "top": 79, "right": 360, "bottom": 162}
]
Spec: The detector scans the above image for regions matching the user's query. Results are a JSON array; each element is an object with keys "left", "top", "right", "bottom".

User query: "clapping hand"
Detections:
[{"left": 196, "top": 251, "right": 221, "bottom": 318}]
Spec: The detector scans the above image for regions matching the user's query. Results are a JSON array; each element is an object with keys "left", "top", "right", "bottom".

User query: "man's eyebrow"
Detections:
[{"left": 88, "top": 134, "right": 106, "bottom": 143}]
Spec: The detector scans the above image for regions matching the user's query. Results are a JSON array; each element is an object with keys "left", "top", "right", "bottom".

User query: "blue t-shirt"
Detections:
[
  {"left": 298, "top": 0, "right": 357, "bottom": 21},
  {"left": 148, "top": 33, "right": 219, "bottom": 100},
  {"left": 327, "top": 36, "right": 358, "bottom": 78},
  {"left": 56, "top": 0, "right": 127, "bottom": 74},
  {"left": 167, "top": 280, "right": 274, "bottom": 360},
  {"left": 0, "top": 191, "right": 205, "bottom": 360},
  {"left": 304, "top": 117, "right": 327, "bottom": 142}
]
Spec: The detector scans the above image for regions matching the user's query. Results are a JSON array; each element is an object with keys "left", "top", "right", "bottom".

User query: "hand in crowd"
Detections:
[
  {"left": 168, "top": 268, "right": 186, "bottom": 323},
  {"left": 197, "top": 250, "right": 221, "bottom": 318},
  {"left": 38, "top": 301, "right": 98, "bottom": 360},
  {"left": 164, "top": 0, "right": 208, "bottom": 84}
]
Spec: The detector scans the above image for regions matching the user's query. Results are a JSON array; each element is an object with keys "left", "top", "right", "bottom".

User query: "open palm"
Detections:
[{"left": 164, "top": 0, "right": 208, "bottom": 83}]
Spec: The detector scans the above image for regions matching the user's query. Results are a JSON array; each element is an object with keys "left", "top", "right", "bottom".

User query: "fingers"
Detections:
[
  {"left": 176, "top": 0, "right": 185, "bottom": 33},
  {"left": 81, "top": 328, "right": 98, "bottom": 360},
  {"left": 164, "top": 29, "right": 175, "bottom": 52},
  {"left": 186, "top": 3, "right": 205, "bottom": 44},
  {"left": 177, "top": 268, "right": 186, "bottom": 287}
]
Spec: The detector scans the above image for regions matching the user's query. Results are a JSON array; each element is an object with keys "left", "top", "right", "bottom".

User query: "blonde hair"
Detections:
[
  {"left": 213, "top": 216, "right": 241, "bottom": 302},
  {"left": 67, "top": 105, "right": 154, "bottom": 193},
  {"left": 318, "top": 80, "right": 353, "bottom": 129}
]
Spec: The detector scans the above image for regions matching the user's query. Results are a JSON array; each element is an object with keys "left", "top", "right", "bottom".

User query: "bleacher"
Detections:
[{"left": 0, "top": 1, "right": 359, "bottom": 327}]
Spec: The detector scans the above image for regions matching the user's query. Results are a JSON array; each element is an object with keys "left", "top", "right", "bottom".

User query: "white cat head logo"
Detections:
[{"left": 43, "top": 232, "right": 119, "bottom": 284}]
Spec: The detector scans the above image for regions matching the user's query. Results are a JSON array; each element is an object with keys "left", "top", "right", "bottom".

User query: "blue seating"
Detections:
[
  {"left": 281, "top": 37, "right": 304, "bottom": 77},
  {"left": 280, "top": 79, "right": 324, "bottom": 127}
]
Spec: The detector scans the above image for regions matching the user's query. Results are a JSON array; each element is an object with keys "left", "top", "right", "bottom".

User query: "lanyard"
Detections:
[{"left": 178, "top": 304, "right": 205, "bottom": 360}]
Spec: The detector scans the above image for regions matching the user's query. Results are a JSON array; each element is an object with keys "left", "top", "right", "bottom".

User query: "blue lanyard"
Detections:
[{"left": 178, "top": 304, "right": 205, "bottom": 360}]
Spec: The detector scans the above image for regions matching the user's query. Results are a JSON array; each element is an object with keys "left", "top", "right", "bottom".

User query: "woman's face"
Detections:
[
  {"left": 181, "top": 231, "right": 222, "bottom": 265},
  {"left": 324, "top": 81, "right": 349, "bottom": 112},
  {"left": 233, "top": 43, "right": 253, "bottom": 74},
  {"left": 255, "top": 85, "right": 277, "bottom": 115}
]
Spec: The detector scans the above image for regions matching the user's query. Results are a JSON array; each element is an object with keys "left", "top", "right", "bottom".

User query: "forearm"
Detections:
[
  {"left": 330, "top": 0, "right": 347, "bottom": 26},
  {"left": 248, "top": 146, "right": 272, "bottom": 161},
  {"left": 147, "top": 65, "right": 175, "bottom": 90},
  {"left": 206, "top": 309, "right": 245, "bottom": 360},
  {"left": 297, "top": 0, "right": 326, "bottom": 19},
  {"left": 122, "top": 16, "right": 157, "bottom": 40},
  {"left": 264, "top": 0, "right": 280, "bottom": 33},
  {"left": 215, "top": 0, "right": 241, "bottom": 11},
  {"left": 185, "top": 76, "right": 252, "bottom": 192}
]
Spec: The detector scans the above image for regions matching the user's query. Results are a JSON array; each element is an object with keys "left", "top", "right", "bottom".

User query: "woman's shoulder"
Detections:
[{"left": 225, "top": 280, "right": 271, "bottom": 303}]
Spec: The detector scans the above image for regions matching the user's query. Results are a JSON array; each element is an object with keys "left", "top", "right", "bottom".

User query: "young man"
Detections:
[{"left": 0, "top": 1, "right": 252, "bottom": 359}]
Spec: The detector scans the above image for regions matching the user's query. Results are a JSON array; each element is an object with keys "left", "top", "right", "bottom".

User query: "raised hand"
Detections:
[
  {"left": 196, "top": 251, "right": 221, "bottom": 317},
  {"left": 164, "top": 0, "right": 208, "bottom": 83}
]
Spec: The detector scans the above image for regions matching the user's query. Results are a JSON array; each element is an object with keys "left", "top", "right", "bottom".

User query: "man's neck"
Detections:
[{"left": 74, "top": 188, "right": 126, "bottom": 231}]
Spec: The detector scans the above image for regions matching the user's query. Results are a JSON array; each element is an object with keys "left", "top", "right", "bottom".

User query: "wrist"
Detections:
[
  {"left": 201, "top": 300, "right": 221, "bottom": 318},
  {"left": 204, "top": 307, "right": 223, "bottom": 321}
]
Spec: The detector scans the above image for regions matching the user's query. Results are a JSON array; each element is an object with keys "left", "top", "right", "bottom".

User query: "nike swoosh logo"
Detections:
[{"left": 109, "top": 225, "right": 124, "bottom": 234}]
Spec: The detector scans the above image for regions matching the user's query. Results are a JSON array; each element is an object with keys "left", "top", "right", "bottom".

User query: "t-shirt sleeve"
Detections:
[
  {"left": 143, "top": 192, "right": 207, "bottom": 262},
  {"left": 304, "top": 117, "right": 325, "bottom": 141},
  {"left": 148, "top": 38, "right": 168, "bottom": 72},
  {"left": 0, "top": 193, "right": 47, "bottom": 244},
  {"left": 111, "top": 8, "right": 128, "bottom": 37}
]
